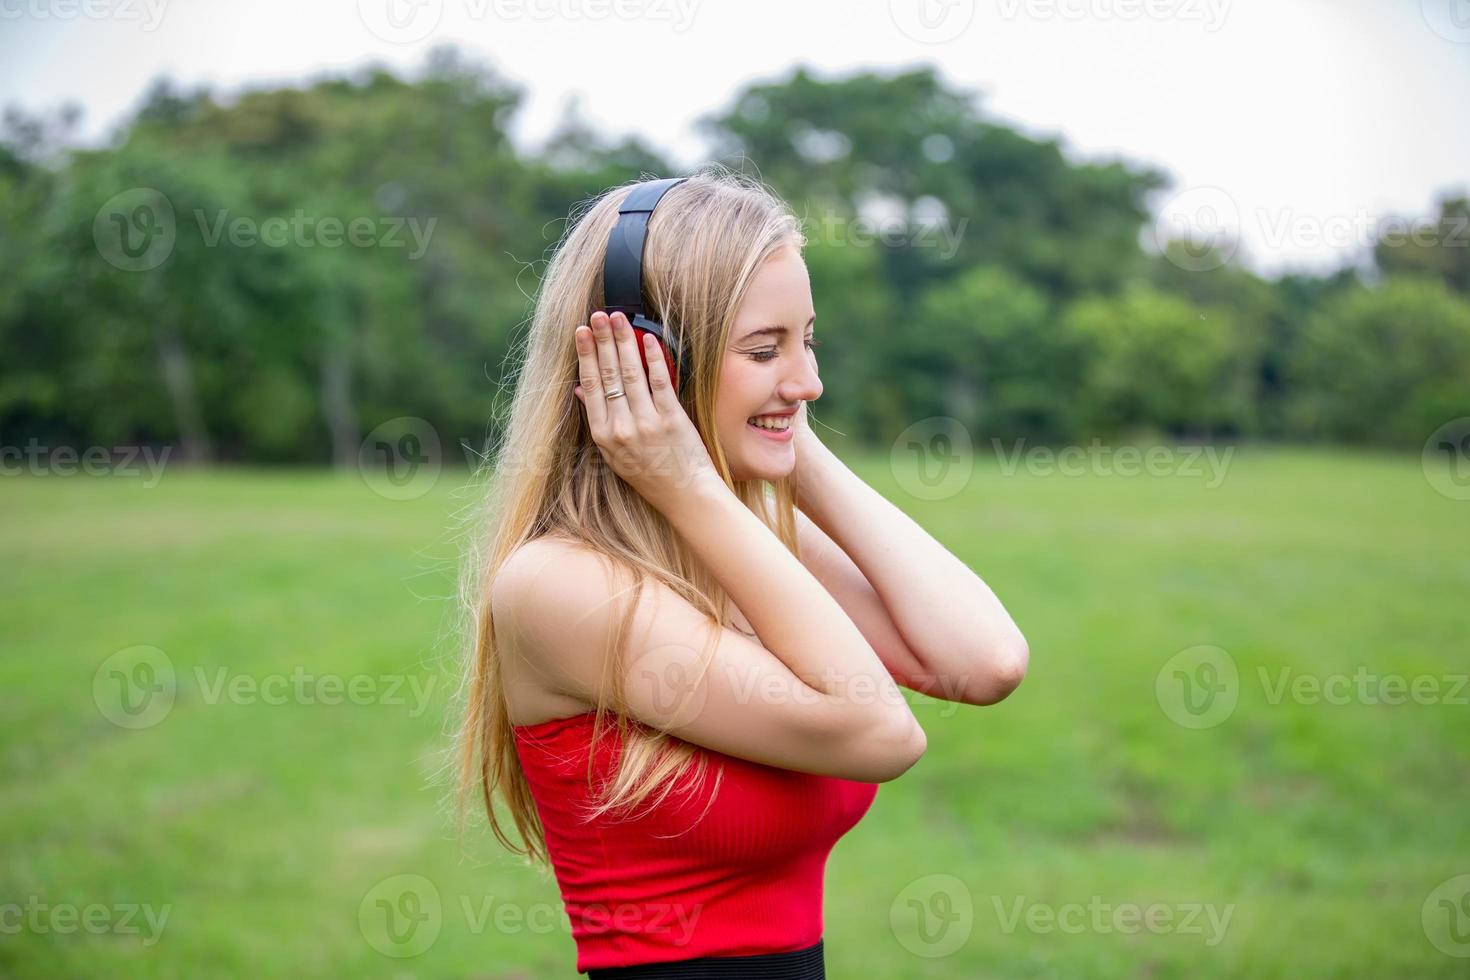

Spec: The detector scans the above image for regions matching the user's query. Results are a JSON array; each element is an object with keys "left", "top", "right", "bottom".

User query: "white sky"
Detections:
[{"left": 2, "top": 0, "right": 1467, "bottom": 277}]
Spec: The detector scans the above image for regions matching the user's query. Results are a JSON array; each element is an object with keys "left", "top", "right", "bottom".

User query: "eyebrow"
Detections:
[{"left": 740, "top": 315, "right": 816, "bottom": 341}]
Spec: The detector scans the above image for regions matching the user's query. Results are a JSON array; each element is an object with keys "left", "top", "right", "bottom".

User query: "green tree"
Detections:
[
  {"left": 1285, "top": 277, "right": 1470, "bottom": 446},
  {"left": 1062, "top": 287, "right": 1250, "bottom": 439},
  {"left": 912, "top": 266, "right": 1078, "bottom": 440},
  {"left": 1373, "top": 195, "right": 1470, "bottom": 298},
  {"left": 699, "top": 65, "right": 1166, "bottom": 302}
]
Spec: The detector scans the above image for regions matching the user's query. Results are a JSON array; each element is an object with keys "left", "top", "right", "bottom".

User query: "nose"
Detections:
[{"left": 778, "top": 349, "right": 822, "bottom": 404}]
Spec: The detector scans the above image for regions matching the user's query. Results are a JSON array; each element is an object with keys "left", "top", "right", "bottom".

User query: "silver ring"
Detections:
[{"left": 605, "top": 389, "right": 626, "bottom": 400}]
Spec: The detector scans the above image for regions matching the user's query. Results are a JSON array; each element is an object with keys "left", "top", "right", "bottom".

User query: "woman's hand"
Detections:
[{"left": 573, "top": 310, "right": 720, "bottom": 512}]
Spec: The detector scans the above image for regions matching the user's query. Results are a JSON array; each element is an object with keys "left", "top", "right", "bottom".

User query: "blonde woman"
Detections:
[{"left": 459, "top": 166, "right": 1028, "bottom": 978}]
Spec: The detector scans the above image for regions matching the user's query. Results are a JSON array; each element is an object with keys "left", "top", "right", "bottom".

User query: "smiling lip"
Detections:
[{"left": 747, "top": 419, "right": 795, "bottom": 441}]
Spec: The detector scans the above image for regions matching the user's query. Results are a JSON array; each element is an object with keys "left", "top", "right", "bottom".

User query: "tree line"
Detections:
[{"left": 2, "top": 47, "right": 1466, "bottom": 466}]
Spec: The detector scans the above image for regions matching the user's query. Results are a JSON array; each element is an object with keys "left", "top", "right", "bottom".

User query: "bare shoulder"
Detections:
[
  {"left": 491, "top": 534, "right": 604, "bottom": 725},
  {"left": 495, "top": 533, "right": 619, "bottom": 620}
]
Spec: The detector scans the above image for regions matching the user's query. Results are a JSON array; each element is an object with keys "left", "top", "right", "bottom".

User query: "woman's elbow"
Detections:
[{"left": 965, "top": 639, "right": 1029, "bottom": 705}]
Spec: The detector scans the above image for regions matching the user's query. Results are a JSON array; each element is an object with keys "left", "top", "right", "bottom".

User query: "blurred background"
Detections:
[{"left": 2, "top": 1, "right": 1468, "bottom": 977}]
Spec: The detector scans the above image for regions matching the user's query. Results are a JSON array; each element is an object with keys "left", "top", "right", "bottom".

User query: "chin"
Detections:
[
  {"left": 725, "top": 422, "right": 797, "bottom": 483},
  {"left": 729, "top": 455, "right": 796, "bottom": 484}
]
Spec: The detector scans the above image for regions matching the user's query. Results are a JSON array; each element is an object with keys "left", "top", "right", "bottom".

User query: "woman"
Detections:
[{"left": 458, "top": 166, "right": 1029, "bottom": 977}]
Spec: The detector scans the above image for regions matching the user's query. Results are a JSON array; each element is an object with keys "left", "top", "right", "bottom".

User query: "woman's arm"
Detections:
[{"left": 792, "top": 423, "right": 1029, "bottom": 706}]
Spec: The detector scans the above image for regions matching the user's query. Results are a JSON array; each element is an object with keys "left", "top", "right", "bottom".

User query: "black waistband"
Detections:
[{"left": 585, "top": 938, "right": 824, "bottom": 980}]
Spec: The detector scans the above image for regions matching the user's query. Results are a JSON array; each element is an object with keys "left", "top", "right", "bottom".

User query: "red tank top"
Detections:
[{"left": 512, "top": 710, "right": 879, "bottom": 972}]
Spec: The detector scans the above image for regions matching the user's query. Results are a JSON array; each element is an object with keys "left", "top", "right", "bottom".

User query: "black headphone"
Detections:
[{"left": 601, "top": 176, "right": 691, "bottom": 393}]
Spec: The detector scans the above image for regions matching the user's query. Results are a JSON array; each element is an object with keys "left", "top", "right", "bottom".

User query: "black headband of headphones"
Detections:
[{"left": 602, "top": 176, "right": 691, "bottom": 392}]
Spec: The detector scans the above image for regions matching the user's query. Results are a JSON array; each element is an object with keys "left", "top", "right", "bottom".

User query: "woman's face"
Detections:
[{"left": 716, "top": 244, "right": 823, "bottom": 483}]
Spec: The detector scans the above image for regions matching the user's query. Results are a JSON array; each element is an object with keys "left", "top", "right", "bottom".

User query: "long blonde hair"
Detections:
[{"left": 456, "top": 164, "right": 808, "bottom": 865}]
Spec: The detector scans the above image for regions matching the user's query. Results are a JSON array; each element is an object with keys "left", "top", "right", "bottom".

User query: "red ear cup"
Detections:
[{"left": 635, "top": 328, "right": 680, "bottom": 393}]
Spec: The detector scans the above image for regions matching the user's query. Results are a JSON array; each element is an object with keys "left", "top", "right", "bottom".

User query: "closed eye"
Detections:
[{"left": 749, "top": 337, "right": 821, "bottom": 362}]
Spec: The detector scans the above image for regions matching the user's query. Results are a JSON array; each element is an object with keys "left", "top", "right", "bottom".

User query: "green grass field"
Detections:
[{"left": 3, "top": 447, "right": 1468, "bottom": 978}]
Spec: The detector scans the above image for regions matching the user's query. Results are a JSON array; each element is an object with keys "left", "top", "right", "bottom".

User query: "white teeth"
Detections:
[{"left": 747, "top": 416, "right": 791, "bottom": 431}]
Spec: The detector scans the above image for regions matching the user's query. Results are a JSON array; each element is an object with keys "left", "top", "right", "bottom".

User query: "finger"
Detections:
[
  {"left": 610, "top": 312, "right": 657, "bottom": 418},
  {"left": 639, "top": 327, "right": 679, "bottom": 413},
  {"left": 574, "top": 325, "right": 605, "bottom": 431},
  {"left": 591, "top": 311, "right": 631, "bottom": 423}
]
